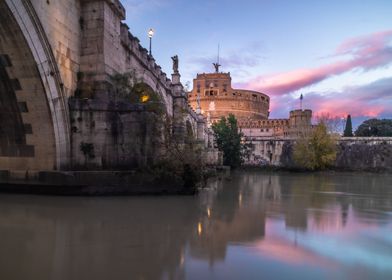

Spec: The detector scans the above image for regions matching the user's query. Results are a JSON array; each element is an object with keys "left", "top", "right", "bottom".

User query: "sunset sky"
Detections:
[{"left": 122, "top": 0, "right": 392, "bottom": 127}]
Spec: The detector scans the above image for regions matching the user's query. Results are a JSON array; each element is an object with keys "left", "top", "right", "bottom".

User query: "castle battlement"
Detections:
[{"left": 238, "top": 119, "right": 290, "bottom": 128}]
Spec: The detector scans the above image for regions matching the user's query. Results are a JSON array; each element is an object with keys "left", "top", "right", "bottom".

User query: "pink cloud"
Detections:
[
  {"left": 269, "top": 77, "right": 392, "bottom": 121},
  {"left": 335, "top": 30, "right": 392, "bottom": 56},
  {"left": 242, "top": 29, "right": 392, "bottom": 96}
]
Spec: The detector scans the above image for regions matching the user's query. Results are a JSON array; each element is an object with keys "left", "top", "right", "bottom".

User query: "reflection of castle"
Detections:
[{"left": 188, "top": 66, "right": 313, "bottom": 165}]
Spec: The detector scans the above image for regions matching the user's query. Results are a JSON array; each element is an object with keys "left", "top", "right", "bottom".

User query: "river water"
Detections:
[{"left": 1, "top": 171, "right": 392, "bottom": 280}]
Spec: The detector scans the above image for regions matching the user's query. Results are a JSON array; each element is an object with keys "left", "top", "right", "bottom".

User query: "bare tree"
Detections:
[{"left": 315, "top": 112, "right": 343, "bottom": 135}]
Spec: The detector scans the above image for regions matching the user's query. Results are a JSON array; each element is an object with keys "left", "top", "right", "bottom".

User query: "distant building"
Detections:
[
  {"left": 188, "top": 72, "right": 270, "bottom": 121},
  {"left": 187, "top": 67, "right": 313, "bottom": 165}
]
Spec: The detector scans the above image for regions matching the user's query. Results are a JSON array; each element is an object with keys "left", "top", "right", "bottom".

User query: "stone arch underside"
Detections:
[
  {"left": 0, "top": 0, "right": 70, "bottom": 171},
  {"left": 185, "top": 120, "right": 194, "bottom": 138},
  {"left": 132, "top": 70, "right": 172, "bottom": 116}
]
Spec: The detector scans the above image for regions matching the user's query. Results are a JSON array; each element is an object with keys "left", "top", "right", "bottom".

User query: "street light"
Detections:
[{"left": 148, "top": 28, "right": 154, "bottom": 56}]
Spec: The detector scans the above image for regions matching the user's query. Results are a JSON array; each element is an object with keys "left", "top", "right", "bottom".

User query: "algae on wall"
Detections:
[{"left": 70, "top": 99, "right": 162, "bottom": 170}]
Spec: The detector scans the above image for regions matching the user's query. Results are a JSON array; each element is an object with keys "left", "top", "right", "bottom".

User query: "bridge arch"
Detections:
[
  {"left": 131, "top": 82, "right": 167, "bottom": 111},
  {"left": 0, "top": 0, "right": 70, "bottom": 171},
  {"left": 129, "top": 69, "right": 173, "bottom": 116}
]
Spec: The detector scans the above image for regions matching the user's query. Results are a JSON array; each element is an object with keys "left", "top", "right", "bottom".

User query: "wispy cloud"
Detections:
[
  {"left": 188, "top": 42, "right": 266, "bottom": 79},
  {"left": 270, "top": 77, "right": 392, "bottom": 123},
  {"left": 241, "top": 29, "right": 392, "bottom": 96}
]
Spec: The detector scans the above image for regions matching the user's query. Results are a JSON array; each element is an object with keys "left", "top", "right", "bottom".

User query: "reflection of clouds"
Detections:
[
  {"left": 255, "top": 235, "right": 336, "bottom": 268},
  {"left": 298, "top": 228, "right": 392, "bottom": 271},
  {"left": 263, "top": 217, "right": 392, "bottom": 273}
]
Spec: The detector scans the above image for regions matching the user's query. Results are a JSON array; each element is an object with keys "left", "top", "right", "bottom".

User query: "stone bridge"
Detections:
[{"left": 0, "top": 0, "right": 213, "bottom": 173}]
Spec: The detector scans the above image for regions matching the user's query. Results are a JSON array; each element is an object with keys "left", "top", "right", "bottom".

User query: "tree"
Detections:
[
  {"left": 316, "top": 112, "right": 342, "bottom": 134},
  {"left": 293, "top": 122, "right": 337, "bottom": 170},
  {"left": 355, "top": 119, "right": 392, "bottom": 137},
  {"left": 343, "top": 114, "right": 353, "bottom": 137},
  {"left": 212, "top": 114, "right": 244, "bottom": 168}
]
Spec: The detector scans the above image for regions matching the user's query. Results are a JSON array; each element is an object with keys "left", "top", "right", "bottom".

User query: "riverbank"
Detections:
[
  {"left": 240, "top": 165, "right": 392, "bottom": 174},
  {"left": 0, "top": 167, "right": 230, "bottom": 196}
]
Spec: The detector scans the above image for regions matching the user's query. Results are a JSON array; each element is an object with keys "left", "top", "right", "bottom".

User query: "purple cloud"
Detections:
[
  {"left": 270, "top": 77, "right": 392, "bottom": 127},
  {"left": 241, "top": 29, "right": 392, "bottom": 96}
]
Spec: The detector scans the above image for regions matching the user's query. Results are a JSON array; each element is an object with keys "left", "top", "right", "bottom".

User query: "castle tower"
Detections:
[
  {"left": 289, "top": 109, "right": 312, "bottom": 127},
  {"left": 187, "top": 69, "right": 270, "bottom": 122}
]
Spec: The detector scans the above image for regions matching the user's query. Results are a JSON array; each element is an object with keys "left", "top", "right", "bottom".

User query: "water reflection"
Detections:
[{"left": 1, "top": 171, "right": 392, "bottom": 279}]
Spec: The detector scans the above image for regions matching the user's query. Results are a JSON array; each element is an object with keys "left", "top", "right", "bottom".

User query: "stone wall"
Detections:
[
  {"left": 30, "top": 0, "right": 82, "bottom": 98},
  {"left": 69, "top": 96, "right": 221, "bottom": 169},
  {"left": 278, "top": 137, "right": 392, "bottom": 171},
  {"left": 335, "top": 137, "right": 392, "bottom": 171},
  {"left": 69, "top": 98, "right": 160, "bottom": 170},
  {"left": 0, "top": 1, "right": 57, "bottom": 171},
  {"left": 79, "top": 0, "right": 174, "bottom": 115},
  {"left": 245, "top": 137, "right": 392, "bottom": 171},
  {"left": 244, "top": 139, "right": 288, "bottom": 166}
]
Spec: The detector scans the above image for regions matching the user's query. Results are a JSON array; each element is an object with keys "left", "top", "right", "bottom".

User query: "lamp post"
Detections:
[{"left": 148, "top": 28, "right": 154, "bottom": 56}]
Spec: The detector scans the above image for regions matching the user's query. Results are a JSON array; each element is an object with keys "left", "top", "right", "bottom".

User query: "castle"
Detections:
[{"left": 188, "top": 66, "right": 313, "bottom": 164}]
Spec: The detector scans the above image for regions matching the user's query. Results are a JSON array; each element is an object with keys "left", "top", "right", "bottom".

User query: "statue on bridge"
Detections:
[{"left": 171, "top": 55, "right": 179, "bottom": 73}]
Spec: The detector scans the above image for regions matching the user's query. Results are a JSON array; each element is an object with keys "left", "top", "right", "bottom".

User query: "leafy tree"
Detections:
[
  {"left": 355, "top": 119, "right": 392, "bottom": 137},
  {"left": 212, "top": 114, "right": 244, "bottom": 168},
  {"left": 293, "top": 122, "right": 337, "bottom": 170},
  {"left": 343, "top": 114, "right": 353, "bottom": 137}
]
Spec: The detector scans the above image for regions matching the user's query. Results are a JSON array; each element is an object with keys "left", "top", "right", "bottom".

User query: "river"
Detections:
[{"left": 1, "top": 171, "right": 392, "bottom": 280}]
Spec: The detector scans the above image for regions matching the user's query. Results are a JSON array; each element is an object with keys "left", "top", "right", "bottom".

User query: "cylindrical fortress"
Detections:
[{"left": 187, "top": 72, "right": 270, "bottom": 122}]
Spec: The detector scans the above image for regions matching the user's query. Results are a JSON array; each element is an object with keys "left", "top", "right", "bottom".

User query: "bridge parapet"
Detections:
[{"left": 119, "top": 23, "right": 173, "bottom": 91}]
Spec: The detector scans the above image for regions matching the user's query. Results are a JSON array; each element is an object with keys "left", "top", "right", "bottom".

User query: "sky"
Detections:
[{"left": 121, "top": 0, "right": 392, "bottom": 128}]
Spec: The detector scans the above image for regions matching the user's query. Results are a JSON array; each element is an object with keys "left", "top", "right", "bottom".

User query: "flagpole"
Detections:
[{"left": 300, "top": 94, "right": 303, "bottom": 110}]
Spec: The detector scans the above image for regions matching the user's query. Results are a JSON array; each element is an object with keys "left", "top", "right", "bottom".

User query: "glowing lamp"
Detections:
[{"left": 141, "top": 95, "right": 150, "bottom": 103}]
